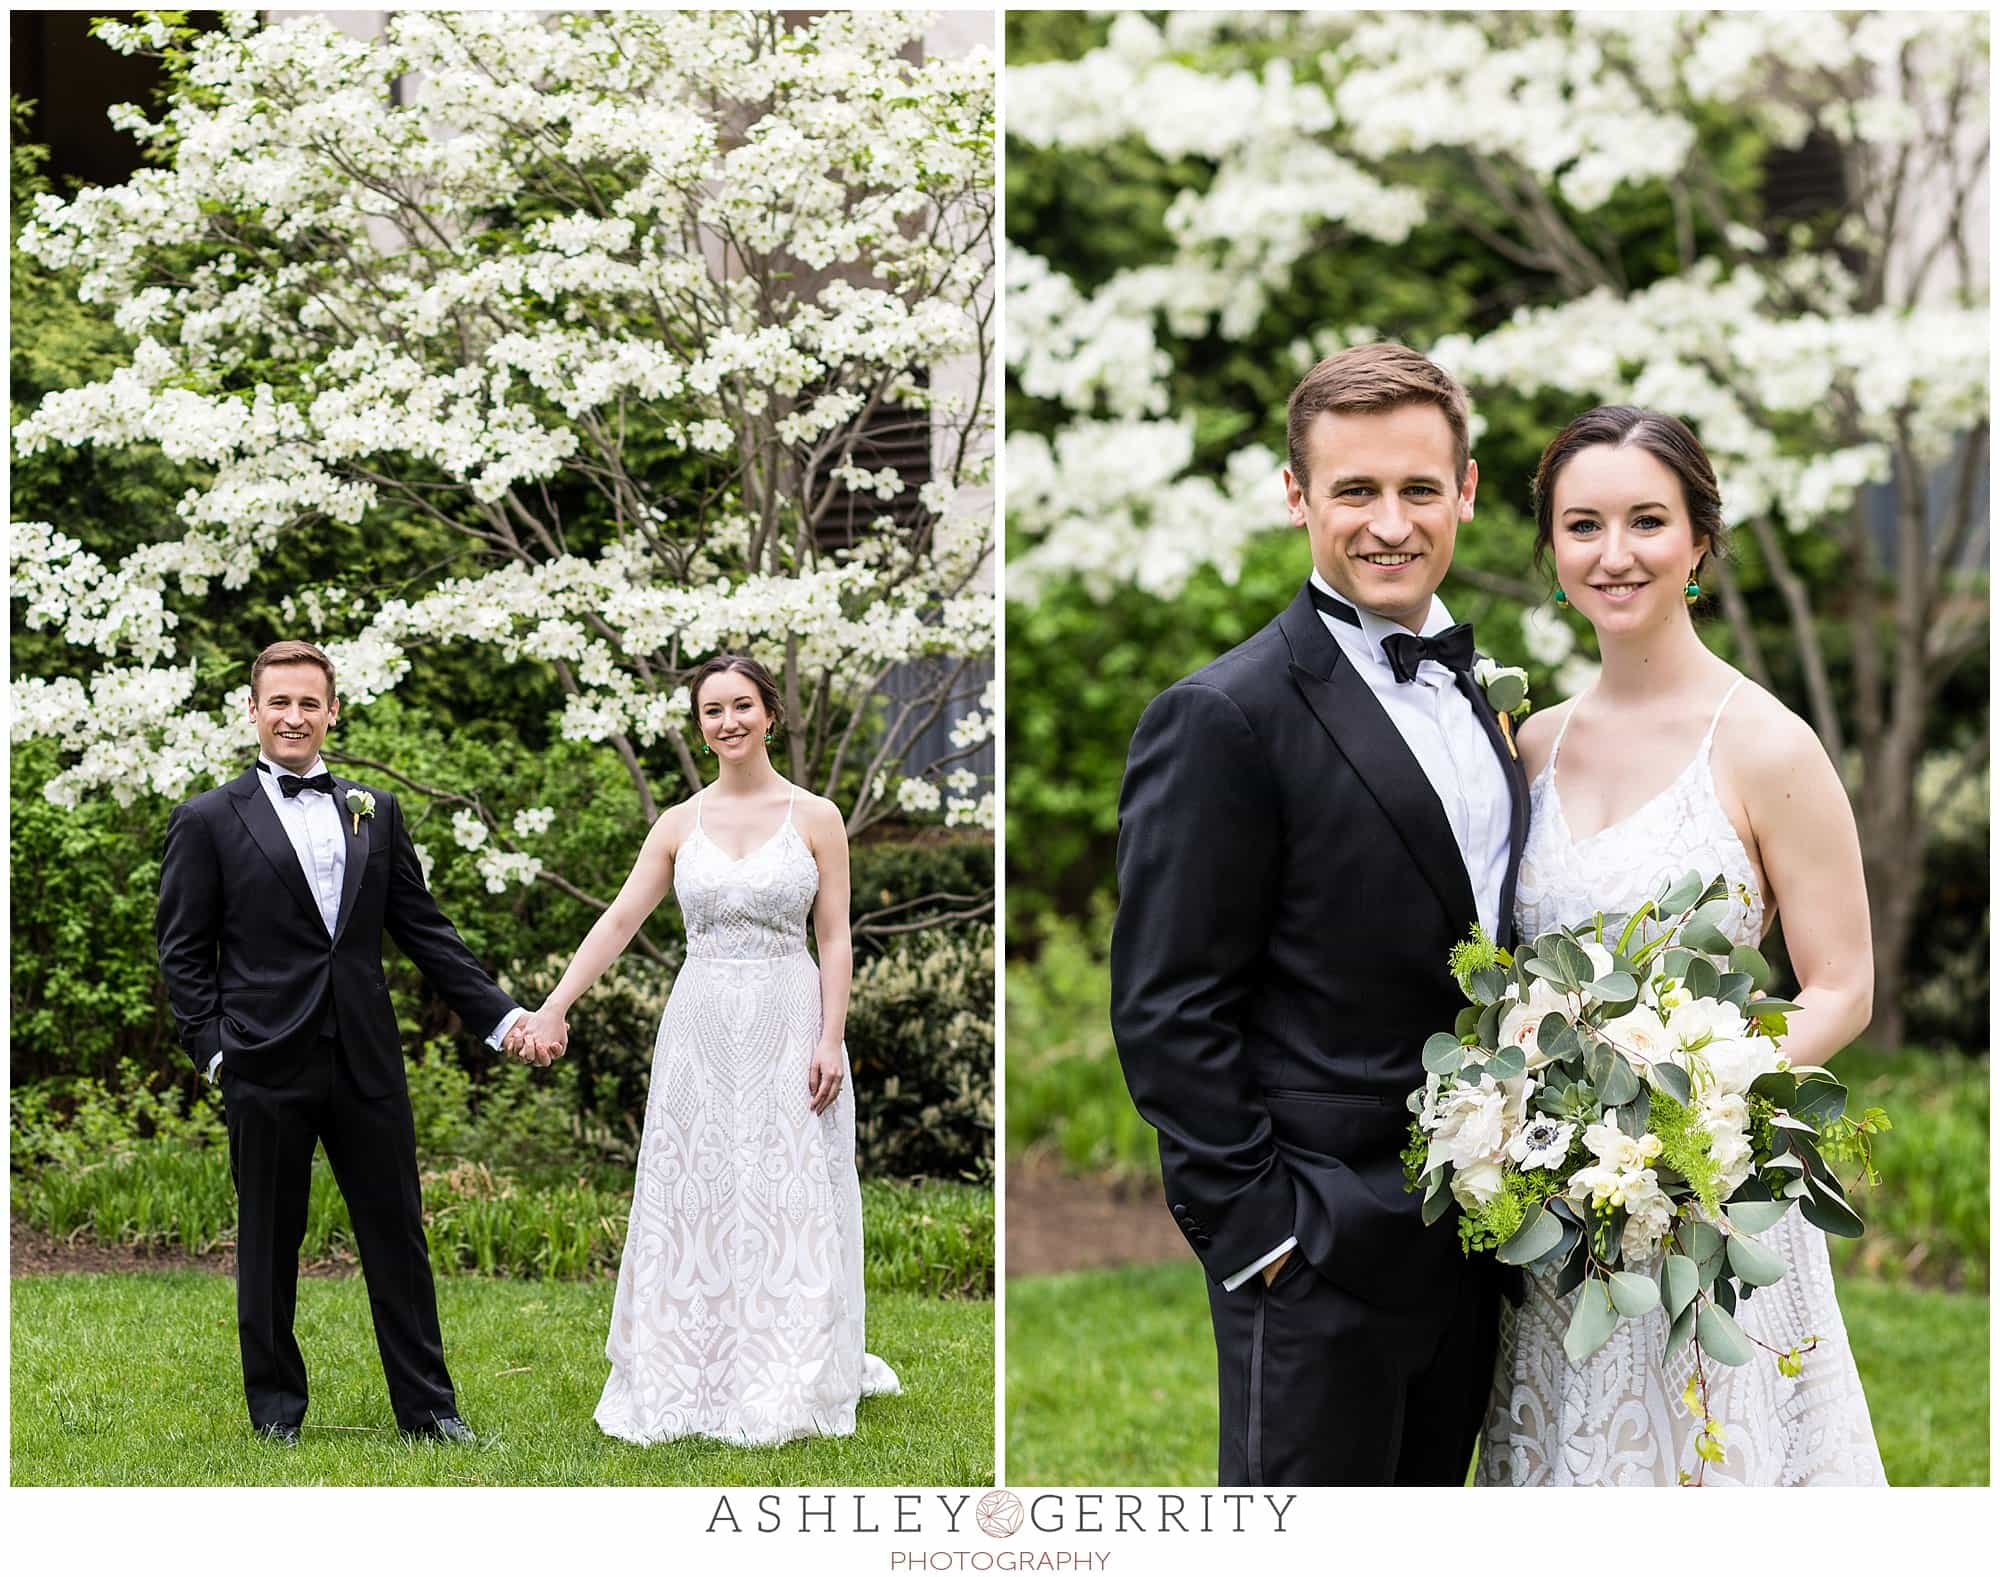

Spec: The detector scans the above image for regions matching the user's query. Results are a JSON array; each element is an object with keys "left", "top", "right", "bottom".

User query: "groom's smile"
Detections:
[
  {"left": 249, "top": 660, "right": 339, "bottom": 771},
  {"left": 1284, "top": 404, "right": 1477, "bottom": 634}
]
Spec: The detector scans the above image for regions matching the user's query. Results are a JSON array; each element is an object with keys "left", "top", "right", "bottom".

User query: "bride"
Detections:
[
  {"left": 517, "top": 652, "right": 900, "bottom": 1445},
  {"left": 1478, "top": 407, "right": 1885, "bottom": 1485}
]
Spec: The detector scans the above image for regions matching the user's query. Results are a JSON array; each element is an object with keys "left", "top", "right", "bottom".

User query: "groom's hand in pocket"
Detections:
[{"left": 1261, "top": 1248, "right": 1293, "bottom": 1287}]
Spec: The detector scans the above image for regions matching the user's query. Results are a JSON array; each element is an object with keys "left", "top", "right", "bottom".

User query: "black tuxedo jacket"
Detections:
[
  {"left": 1111, "top": 584, "right": 1529, "bottom": 1305},
  {"left": 156, "top": 767, "right": 516, "bottom": 1099}
]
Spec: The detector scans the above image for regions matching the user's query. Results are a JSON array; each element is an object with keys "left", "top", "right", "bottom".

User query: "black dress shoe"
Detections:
[
  {"left": 258, "top": 1423, "right": 301, "bottom": 1447},
  {"left": 406, "top": 1414, "right": 476, "bottom": 1443}
]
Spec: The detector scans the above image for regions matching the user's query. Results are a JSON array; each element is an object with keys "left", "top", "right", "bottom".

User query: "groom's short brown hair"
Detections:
[
  {"left": 251, "top": 639, "right": 337, "bottom": 703},
  {"left": 1286, "top": 343, "right": 1471, "bottom": 492}
]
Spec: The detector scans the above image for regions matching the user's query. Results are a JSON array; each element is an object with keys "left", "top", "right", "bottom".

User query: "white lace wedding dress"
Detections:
[
  {"left": 1476, "top": 679, "right": 1885, "bottom": 1486},
  {"left": 595, "top": 786, "right": 900, "bottom": 1445}
]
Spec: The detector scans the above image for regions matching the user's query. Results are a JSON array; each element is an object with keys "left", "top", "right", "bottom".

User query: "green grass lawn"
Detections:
[
  {"left": 1006, "top": 1260, "right": 1988, "bottom": 1486},
  {"left": 12, "top": 1273, "right": 993, "bottom": 1485}
]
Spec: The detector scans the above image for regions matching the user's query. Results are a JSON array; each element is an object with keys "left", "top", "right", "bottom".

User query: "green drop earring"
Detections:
[
  {"left": 763, "top": 731, "right": 772, "bottom": 744},
  {"left": 1684, "top": 576, "right": 1702, "bottom": 605},
  {"left": 1553, "top": 587, "right": 1569, "bottom": 607}
]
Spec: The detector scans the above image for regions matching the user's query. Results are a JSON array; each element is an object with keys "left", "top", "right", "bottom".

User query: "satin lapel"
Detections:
[
  {"left": 1454, "top": 670, "right": 1533, "bottom": 947},
  {"left": 1278, "top": 589, "right": 1478, "bottom": 936},
  {"left": 226, "top": 769, "right": 322, "bottom": 929},
  {"left": 331, "top": 778, "right": 369, "bottom": 948}
]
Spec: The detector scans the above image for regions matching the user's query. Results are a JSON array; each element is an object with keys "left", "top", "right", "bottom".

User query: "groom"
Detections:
[
  {"left": 1111, "top": 344, "right": 1529, "bottom": 1485},
  {"left": 156, "top": 639, "right": 556, "bottom": 1444}
]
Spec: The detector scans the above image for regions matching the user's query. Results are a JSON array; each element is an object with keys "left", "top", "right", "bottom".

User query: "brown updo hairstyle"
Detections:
[
  {"left": 688, "top": 652, "right": 785, "bottom": 735},
  {"left": 1531, "top": 406, "right": 1728, "bottom": 585}
]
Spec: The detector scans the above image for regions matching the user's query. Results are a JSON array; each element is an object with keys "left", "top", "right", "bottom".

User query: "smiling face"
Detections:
[
  {"left": 694, "top": 669, "right": 773, "bottom": 763},
  {"left": 1548, "top": 443, "right": 1706, "bottom": 636},
  {"left": 1283, "top": 403, "right": 1477, "bottom": 632},
  {"left": 249, "top": 661, "right": 338, "bottom": 771}
]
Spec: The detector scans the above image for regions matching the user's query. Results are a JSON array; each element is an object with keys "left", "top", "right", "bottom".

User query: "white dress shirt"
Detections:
[
  {"left": 207, "top": 756, "right": 522, "bottom": 1076},
  {"left": 1225, "top": 573, "right": 1515, "bottom": 1291}
]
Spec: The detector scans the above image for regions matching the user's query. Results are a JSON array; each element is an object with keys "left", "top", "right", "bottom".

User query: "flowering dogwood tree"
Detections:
[
  {"left": 1008, "top": 10, "right": 1987, "bottom": 1042},
  {"left": 12, "top": 10, "right": 995, "bottom": 928}
]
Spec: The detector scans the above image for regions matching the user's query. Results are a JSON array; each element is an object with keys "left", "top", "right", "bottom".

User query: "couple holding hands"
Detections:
[{"left": 157, "top": 644, "right": 896, "bottom": 1452}]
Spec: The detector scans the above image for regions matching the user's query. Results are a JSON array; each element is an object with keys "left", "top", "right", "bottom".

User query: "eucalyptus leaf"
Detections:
[
  {"left": 1476, "top": 999, "right": 1503, "bottom": 1051},
  {"left": 1594, "top": 1051, "right": 1642, "bottom": 1107},
  {"left": 1496, "top": 1205, "right": 1565, "bottom": 1266},
  {"left": 1422, "top": 1033, "right": 1467, "bottom": 1075},
  {"left": 1725, "top": 1199, "right": 1792, "bottom": 1235},
  {"left": 1563, "top": 1280, "right": 1620, "bottom": 1363},
  {"left": 1744, "top": 997, "right": 1800, "bottom": 1017},
  {"left": 1665, "top": 1302, "right": 1696, "bottom": 1363},
  {"left": 1552, "top": 1239, "right": 1589, "bottom": 1298},
  {"left": 1727, "top": 946, "right": 1771, "bottom": 990},
  {"left": 1683, "top": 956, "right": 1721, "bottom": 1000},
  {"left": 1678, "top": 1220, "right": 1725, "bottom": 1283},
  {"left": 1660, "top": 872, "right": 1703, "bottom": 913},
  {"left": 1523, "top": 957, "right": 1570, "bottom": 986},
  {"left": 1661, "top": 1253, "right": 1698, "bottom": 1317},
  {"left": 1614, "top": 1086, "right": 1651, "bottom": 1135},
  {"left": 1682, "top": 918, "right": 1733, "bottom": 954},
  {"left": 1421, "top": 1180, "right": 1454, "bottom": 1227},
  {"left": 1470, "top": 967, "right": 1506, "bottom": 1006},
  {"left": 1725, "top": 1232, "right": 1788, "bottom": 1287},
  {"left": 1455, "top": 1004, "right": 1483, "bottom": 1039},
  {"left": 1712, "top": 1275, "right": 1737, "bottom": 1315},
  {"left": 1718, "top": 972, "right": 1753, "bottom": 1008},
  {"left": 1696, "top": 1303, "right": 1755, "bottom": 1365},
  {"left": 1584, "top": 971, "right": 1638, "bottom": 1004},
  {"left": 1652, "top": 1062, "right": 1692, "bottom": 1106},
  {"left": 1487, "top": 1043, "right": 1526, "bottom": 1083},
  {"left": 1609, "top": 1270, "right": 1662, "bottom": 1317},
  {"left": 1555, "top": 936, "right": 1595, "bottom": 984},
  {"left": 1486, "top": 674, "right": 1526, "bottom": 713},
  {"left": 1660, "top": 948, "right": 1693, "bottom": 981}
]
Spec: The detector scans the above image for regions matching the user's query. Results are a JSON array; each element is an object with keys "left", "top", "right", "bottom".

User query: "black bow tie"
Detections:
[
  {"left": 1307, "top": 581, "right": 1476, "bottom": 683},
  {"left": 1380, "top": 625, "right": 1476, "bottom": 684},
  {"left": 261, "top": 763, "right": 336, "bottom": 798}
]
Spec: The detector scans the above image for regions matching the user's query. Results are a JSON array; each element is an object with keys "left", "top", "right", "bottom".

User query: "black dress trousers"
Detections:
[
  {"left": 222, "top": 1029, "right": 457, "bottom": 1433},
  {"left": 1205, "top": 1249, "right": 1500, "bottom": 1486}
]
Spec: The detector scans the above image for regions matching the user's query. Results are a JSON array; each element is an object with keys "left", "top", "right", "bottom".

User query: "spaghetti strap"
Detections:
[
  {"left": 1700, "top": 677, "right": 1749, "bottom": 752},
  {"left": 693, "top": 787, "right": 707, "bottom": 831},
  {"left": 1548, "top": 692, "right": 1586, "bottom": 775},
  {"left": 781, "top": 782, "right": 798, "bottom": 828}
]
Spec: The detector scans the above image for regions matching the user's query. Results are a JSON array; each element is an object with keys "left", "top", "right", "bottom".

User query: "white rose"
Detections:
[
  {"left": 1602, "top": 1005, "right": 1674, "bottom": 1068},
  {"left": 1671, "top": 995, "right": 1749, "bottom": 1048},
  {"left": 1450, "top": 1158, "right": 1506, "bottom": 1212},
  {"left": 1497, "top": 978, "right": 1574, "bottom": 1065},
  {"left": 1702, "top": 1035, "right": 1781, "bottom": 1097},
  {"left": 1578, "top": 939, "right": 1616, "bottom": 980}
]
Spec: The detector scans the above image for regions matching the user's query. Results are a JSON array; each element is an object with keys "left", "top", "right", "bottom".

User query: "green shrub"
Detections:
[
  {"left": 850, "top": 834, "right": 995, "bottom": 955},
  {"left": 11, "top": 1130, "right": 992, "bottom": 1295},
  {"left": 1003, "top": 909, "right": 1156, "bottom": 1177},
  {"left": 846, "top": 924, "right": 995, "bottom": 1182}
]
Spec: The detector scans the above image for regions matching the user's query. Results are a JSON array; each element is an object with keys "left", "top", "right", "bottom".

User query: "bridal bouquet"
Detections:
[{"left": 1403, "top": 870, "right": 1887, "bottom": 1448}]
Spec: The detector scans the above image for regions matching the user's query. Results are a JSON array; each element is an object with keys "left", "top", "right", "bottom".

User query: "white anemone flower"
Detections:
[{"left": 1505, "top": 1116, "right": 1576, "bottom": 1171}]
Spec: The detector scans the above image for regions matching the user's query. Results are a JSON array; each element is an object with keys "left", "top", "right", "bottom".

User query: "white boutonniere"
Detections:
[
  {"left": 1472, "top": 658, "right": 1532, "bottom": 759},
  {"left": 345, "top": 788, "right": 377, "bottom": 834}
]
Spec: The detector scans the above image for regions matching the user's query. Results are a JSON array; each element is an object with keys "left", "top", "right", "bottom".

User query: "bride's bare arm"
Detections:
[
  {"left": 531, "top": 804, "right": 685, "bottom": 1032},
  {"left": 1727, "top": 707, "right": 1873, "bottom": 1067},
  {"left": 802, "top": 795, "right": 852, "bottom": 1114}
]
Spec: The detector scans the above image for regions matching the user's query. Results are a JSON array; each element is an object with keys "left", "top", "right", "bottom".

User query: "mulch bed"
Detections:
[
  {"left": 1004, "top": 1156, "right": 1192, "bottom": 1278},
  {"left": 10, "top": 1220, "right": 357, "bottom": 1278}
]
